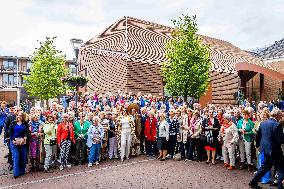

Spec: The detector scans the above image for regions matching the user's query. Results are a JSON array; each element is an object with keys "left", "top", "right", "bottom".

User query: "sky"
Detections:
[{"left": 0, "top": 0, "right": 283, "bottom": 59}]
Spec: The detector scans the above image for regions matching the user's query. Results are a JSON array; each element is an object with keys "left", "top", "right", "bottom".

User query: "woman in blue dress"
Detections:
[{"left": 9, "top": 112, "right": 29, "bottom": 178}]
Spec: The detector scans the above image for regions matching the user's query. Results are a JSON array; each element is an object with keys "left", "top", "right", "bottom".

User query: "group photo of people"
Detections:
[{"left": 0, "top": 90, "right": 284, "bottom": 188}]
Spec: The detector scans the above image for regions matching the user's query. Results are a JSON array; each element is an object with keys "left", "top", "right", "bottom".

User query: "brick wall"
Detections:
[
  {"left": 0, "top": 91, "right": 17, "bottom": 104},
  {"left": 247, "top": 73, "right": 282, "bottom": 102}
]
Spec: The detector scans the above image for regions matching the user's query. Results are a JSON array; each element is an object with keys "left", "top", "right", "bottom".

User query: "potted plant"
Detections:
[
  {"left": 61, "top": 75, "right": 88, "bottom": 87},
  {"left": 77, "top": 76, "right": 89, "bottom": 86}
]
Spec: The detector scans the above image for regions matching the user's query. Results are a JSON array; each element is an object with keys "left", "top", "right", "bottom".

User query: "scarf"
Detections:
[
  {"left": 31, "top": 121, "right": 41, "bottom": 132},
  {"left": 221, "top": 121, "right": 232, "bottom": 134}
]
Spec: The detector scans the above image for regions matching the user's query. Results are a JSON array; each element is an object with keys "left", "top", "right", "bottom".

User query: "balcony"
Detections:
[
  {"left": 1, "top": 81, "right": 19, "bottom": 88},
  {"left": 0, "top": 65, "right": 30, "bottom": 74}
]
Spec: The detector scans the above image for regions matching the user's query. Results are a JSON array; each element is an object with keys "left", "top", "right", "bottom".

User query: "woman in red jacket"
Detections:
[
  {"left": 57, "top": 113, "right": 75, "bottom": 171},
  {"left": 144, "top": 111, "right": 157, "bottom": 158}
]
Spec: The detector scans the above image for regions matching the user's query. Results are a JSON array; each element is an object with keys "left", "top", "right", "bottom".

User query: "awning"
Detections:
[{"left": 235, "top": 62, "right": 284, "bottom": 81}]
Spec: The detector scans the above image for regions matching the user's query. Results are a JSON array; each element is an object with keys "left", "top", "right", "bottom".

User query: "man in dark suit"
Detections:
[
  {"left": 249, "top": 108, "right": 284, "bottom": 189},
  {"left": 4, "top": 105, "right": 17, "bottom": 171}
]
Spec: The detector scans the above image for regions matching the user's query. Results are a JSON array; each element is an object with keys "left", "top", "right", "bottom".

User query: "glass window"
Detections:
[
  {"left": 69, "top": 64, "right": 76, "bottom": 75},
  {"left": 3, "top": 60, "right": 8, "bottom": 69},
  {"left": 9, "top": 74, "right": 14, "bottom": 85},
  {"left": 3, "top": 74, "right": 8, "bottom": 86},
  {"left": 8, "top": 60, "right": 14, "bottom": 68},
  {"left": 14, "top": 74, "right": 17, "bottom": 85},
  {"left": 27, "top": 61, "right": 31, "bottom": 70}
]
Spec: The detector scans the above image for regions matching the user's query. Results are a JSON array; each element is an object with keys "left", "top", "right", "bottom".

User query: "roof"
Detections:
[
  {"left": 270, "top": 61, "right": 284, "bottom": 73},
  {"left": 254, "top": 38, "right": 284, "bottom": 60},
  {"left": 81, "top": 16, "right": 282, "bottom": 75}
]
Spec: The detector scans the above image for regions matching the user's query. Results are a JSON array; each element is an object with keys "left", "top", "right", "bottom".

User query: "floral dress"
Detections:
[{"left": 29, "top": 121, "right": 43, "bottom": 159}]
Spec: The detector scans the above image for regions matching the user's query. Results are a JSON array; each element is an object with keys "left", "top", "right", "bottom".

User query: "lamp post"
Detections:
[{"left": 70, "top": 38, "right": 83, "bottom": 118}]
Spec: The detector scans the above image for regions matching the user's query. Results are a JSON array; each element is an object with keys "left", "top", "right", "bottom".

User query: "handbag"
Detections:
[
  {"left": 14, "top": 138, "right": 25, "bottom": 145},
  {"left": 50, "top": 138, "right": 56, "bottom": 146}
]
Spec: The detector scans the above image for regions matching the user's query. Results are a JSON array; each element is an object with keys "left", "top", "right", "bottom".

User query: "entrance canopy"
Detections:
[{"left": 235, "top": 62, "right": 284, "bottom": 81}]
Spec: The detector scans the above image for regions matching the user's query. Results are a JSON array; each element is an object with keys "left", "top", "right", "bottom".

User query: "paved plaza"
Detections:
[
  {"left": 0, "top": 157, "right": 256, "bottom": 189},
  {"left": 0, "top": 132, "right": 257, "bottom": 189}
]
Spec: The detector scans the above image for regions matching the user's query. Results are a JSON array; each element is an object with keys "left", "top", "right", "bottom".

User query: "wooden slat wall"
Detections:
[
  {"left": 125, "top": 60, "right": 163, "bottom": 95},
  {"left": 211, "top": 71, "right": 239, "bottom": 105},
  {"left": 80, "top": 53, "right": 128, "bottom": 94}
]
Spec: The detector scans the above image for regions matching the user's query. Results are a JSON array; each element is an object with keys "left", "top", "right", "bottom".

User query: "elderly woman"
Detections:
[
  {"left": 186, "top": 110, "right": 202, "bottom": 161},
  {"left": 157, "top": 112, "right": 169, "bottom": 161},
  {"left": 87, "top": 116, "right": 104, "bottom": 167},
  {"left": 178, "top": 107, "right": 189, "bottom": 159},
  {"left": 202, "top": 109, "right": 220, "bottom": 165},
  {"left": 220, "top": 114, "right": 239, "bottom": 170},
  {"left": 74, "top": 112, "right": 90, "bottom": 165},
  {"left": 57, "top": 113, "right": 75, "bottom": 171},
  {"left": 117, "top": 109, "right": 135, "bottom": 162},
  {"left": 237, "top": 109, "right": 255, "bottom": 171},
  {"left": 9, "top": 112, "right": 29, "bottom": 178},
  {"left": 29, "top": 113, "right": 44, "bottom": 171},
  {"left": 42, "top": 114, "right": 57, "bottom": 172},
  {"left": 166, "top": 109, "right": 180, "bottom": 159},
  {"left": 144, "top": 110, "right": 158, "bottom": 158}
]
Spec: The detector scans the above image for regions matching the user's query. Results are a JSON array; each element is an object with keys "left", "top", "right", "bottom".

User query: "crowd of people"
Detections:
[{"left": 0, "top": 90, "right": 284, "bottom": 189}]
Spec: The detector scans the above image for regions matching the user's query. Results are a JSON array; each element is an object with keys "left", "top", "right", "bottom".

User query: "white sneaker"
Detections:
[
  {"left": 95, "top": 161, "right": 99, "bottom": 165},
  {"left": 66, "top": 164, "right": 71, "bottom": 168},
  {"left": 220, "top": 157, "right": 224, "bottom": 161},
  {"left": 88, "top": 163, "right": 92, "bottom": 167},
  {"left": 59, "top": 165, "right": 64, "bottom": 171}
]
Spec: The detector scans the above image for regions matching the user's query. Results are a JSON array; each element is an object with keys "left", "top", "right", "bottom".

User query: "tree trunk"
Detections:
[{"left": 184, "top": 94, "right": 188, "bottom": 103}]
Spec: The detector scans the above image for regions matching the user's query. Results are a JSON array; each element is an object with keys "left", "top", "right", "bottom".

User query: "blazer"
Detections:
[
  {"left": 256, "top": 118, "right": 284, "bottom": 156},
  {"left": 57, "top": 122, "right": 75, "bottom": 145},
  {"left": 9, "top": 121, "right": 29, "bottom": 141},
  {"left": 145, "top": 117, "right": 158, "bottom": 141},
  {"left": 73, "top": 120, "right": 91, "bottom": 140},
  {"left": 237, "top": 119, "right": 255, "bottom": 142}
]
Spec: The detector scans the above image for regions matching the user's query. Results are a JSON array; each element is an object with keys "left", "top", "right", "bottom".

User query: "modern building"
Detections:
[
  {"left": 247, "top": 38, "right": 284, "bottom": 101},
  {"left": 0, "top": 56, "right": 76, "bottom": 105},
  {"left": 78, "top": 16, "right": 284, "bottom": 106}
]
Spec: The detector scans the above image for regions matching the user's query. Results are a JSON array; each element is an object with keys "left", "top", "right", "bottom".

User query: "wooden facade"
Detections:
[{"left": 78, "top": 17, "right": 284, "bottom": 105}]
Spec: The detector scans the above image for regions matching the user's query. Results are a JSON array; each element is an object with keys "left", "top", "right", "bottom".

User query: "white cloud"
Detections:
[{"left": 0, "top": 0, "right": 283, "bottom": 59}]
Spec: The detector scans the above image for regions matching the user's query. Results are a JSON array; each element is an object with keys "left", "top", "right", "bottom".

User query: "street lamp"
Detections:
[{"left": 70, "top": 38, "right": 83, "bottom": 118}]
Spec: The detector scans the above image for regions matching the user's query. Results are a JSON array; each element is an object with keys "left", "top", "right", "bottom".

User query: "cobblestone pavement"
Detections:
[{"left": 0, "top": 136, "right": 272, "bottom": 189}]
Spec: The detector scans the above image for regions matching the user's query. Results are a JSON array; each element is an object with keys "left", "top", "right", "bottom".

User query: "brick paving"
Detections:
[
  {"left": 0, "top": 154, "right": 259, "bottom": 189},
  {"left": 0, "top": 134, "right": 273, "bottom": 189}
]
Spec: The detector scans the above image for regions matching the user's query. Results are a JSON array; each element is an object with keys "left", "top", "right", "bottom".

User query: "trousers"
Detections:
[
  {"left": 251, "top": 153, "right": 284, "bottom": 189},
  {"left": 60, "top": 140, "right": 71, "bottom": 166},
  {"left": 140, "top": 127, "right": 145, "bottom": 153},
  {"left": 75, "top": 139, "right": 87, "bottom": 163},
  {"left": 222, "top": 143, "right": 236, "bottom": 166},
  {"left": 120, "top": 131, "right": 132, "bottom": 160},
  {"left": 145, "top": 140, "right": 157, "bottom": 156},
  {"left": 187, "top": 138, "right": 203, "bottom": 161},
  {"left": 10, "top": 142, "right": 27, "bottom": 177},
  {"left": 168, "top": 135, "right": 177, "bottom": 156},
  {"left": 237, "top": 140, "right": 252, "bottom": 165},
  {"left": 44, "top": 144, "right": 56, "bottom": 170},
  {"left": 108, "top": 137, "right": 118, "bottom": 159},
  {"left": 89, "top": 143, "right": 101, "bottom": 163}
]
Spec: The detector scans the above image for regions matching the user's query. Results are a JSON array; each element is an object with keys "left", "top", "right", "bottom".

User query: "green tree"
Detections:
[
  {"left": 162, "top": 15, "right": 211, "bottom": 102},
  {"left": 24, "top": 37, "right": 67, "bottom": 103}
]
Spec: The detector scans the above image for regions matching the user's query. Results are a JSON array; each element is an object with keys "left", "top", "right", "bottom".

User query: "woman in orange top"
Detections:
[{"left": 57, "top": 113, "right": 75, "bottom": 171}]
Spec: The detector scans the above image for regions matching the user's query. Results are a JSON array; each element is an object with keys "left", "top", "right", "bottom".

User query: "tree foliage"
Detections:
[
  {"left": 162, "top": 15, "right": 211, "bottom": 101},
  {"left": 24, "top": 37, "right": 67, "bottom": 100}
]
